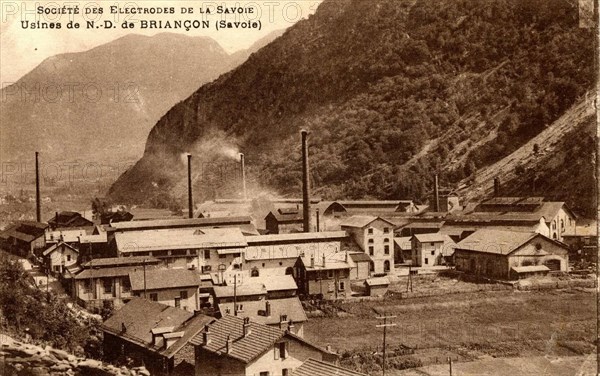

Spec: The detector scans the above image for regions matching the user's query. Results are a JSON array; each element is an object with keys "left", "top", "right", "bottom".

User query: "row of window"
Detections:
[
  {"left": 367, "top": 238, "right": 390, "bottom": 243},
  {"left": 368, "top": 245, "right": 390, "bottom": 255},
  {"left": 367, "top": 227, "right": 391, "bottom": 234}
]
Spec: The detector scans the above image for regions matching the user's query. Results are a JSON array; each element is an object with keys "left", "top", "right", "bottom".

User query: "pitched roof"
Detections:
[
  {"left": 394, "top": 237, "right": 413, "bottom": 250},
  {"left": 42, "top": 242, "right": 79, "bottom": 256},
  {"left": 266, "top": 209, "right": 303, "bottom": 223},
  {"left": 129, "top": 269, "right": 201, "bottom": 291},
  {"left": 190, "top": 315, "right": 285, "bottom": 363},
  {"left": 217, "top": 297, "right": 308, "bottom": 325},
  {"left": 340, "top": 216, "right": 395, "bottom": 228},
  {"left": 245, "top": 231, "right": 348, "bottom": 246},
  {"left": 82, "top": 256, "right": 161, "bottom": 268},
  {"left": 365, "top": 277, "right": 390, "bottom": 287},
  {"left": 108, "top": 216, "right": 253, "bottom": 231},
  {"left": 299, "top": 251, "right": 354, "bottom": 271},
  {"left": 413, "top": 233, "right": 446, "bottom": 243},
  {"left": 248, "top": 274, "right": 298, "bottom": 291},
  {"left": 75, "top": 265, "right": 156, "bottom": 279},
  {"left": 293, "top": 358, "right": 367, "bottom": 376},
  {"left": 349, "top": 252, "right": 372, "bottom": 263},
  {"left": 213, "top": 284, "right": 267, "bottom": 298},
  {"left": 456, "top": 229, "right": 539, "bottom": 255},
  {"left": 102, "top": 298, "right": 213, "bottom": 358},
  {"left": 115, "top": 228, "right": 247, "bottom": 253},
  {"left": 564, "top": 220, "right": 598, "bottom": 237},
  {"left": 0, "top": 221, "right": 48, "bottom": 243}
]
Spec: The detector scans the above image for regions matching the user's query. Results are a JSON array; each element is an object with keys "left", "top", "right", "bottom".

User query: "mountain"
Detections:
[
  {"left": 109, "top": 0, "right": 594, "bottom": 214},
  {"left": 0, "top": 32, "right": 280, "bottom": 164}
]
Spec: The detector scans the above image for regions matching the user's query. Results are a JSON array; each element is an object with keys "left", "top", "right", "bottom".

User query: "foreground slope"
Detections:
[{"left": 109, "top": 0, "right": 593, "bottom": 211}]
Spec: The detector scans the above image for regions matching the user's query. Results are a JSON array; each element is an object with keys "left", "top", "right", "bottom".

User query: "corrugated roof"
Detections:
[
  {"left": 217, "top": 297, "right": 307, "bottom": 325},
  {"left": 129, "top": 269, "right": 201, "bottom": 291},
  {"left": 456, "top": 229, "right": 538, "bottom": 255},
  {"left": 293, "top": 358, "right": 367, "bottom": 376}
]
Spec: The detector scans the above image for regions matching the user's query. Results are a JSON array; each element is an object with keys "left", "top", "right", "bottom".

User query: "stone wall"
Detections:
[{"left": 1, "top": 337, "right": 149, "bottom": 376}]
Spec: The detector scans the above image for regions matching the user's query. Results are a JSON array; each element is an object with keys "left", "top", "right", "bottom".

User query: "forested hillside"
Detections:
[{"left": 109, "top": 0, "right": 594, "bottom": 213}]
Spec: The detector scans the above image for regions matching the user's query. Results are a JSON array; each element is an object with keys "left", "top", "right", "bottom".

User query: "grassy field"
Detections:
[{"left": 304, "top": 288, "right": 596, "bottom": 373}]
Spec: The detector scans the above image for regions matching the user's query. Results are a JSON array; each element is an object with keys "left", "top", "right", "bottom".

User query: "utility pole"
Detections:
[
  {"left": 406, "top": 266, "right": 413, "bottom": 292},
  {"left": 376, "top": 313, "right": 397, "bottom": 376},
  {"left": 233, "top": 274, "right": 238, "bottom": 316},
  {"left": 447, "top": 356, "right": 453, "bottom": 376},
  {"left": 143, "top": 258, "right": 147, "bottom": 299}
]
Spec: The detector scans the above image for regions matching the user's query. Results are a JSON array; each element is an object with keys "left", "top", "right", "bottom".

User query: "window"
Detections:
[
  {"left": 282, "top": 369, "right": 289, "bottom": 376},
  {"left": 260, "top": 372, "right": 270, "bottom": 376},
  {"left": 425, "top": 258, "right": 429, "bottom": 265},
  {"left": 327, "top": 270, "right": 334, "bottom": 279},
  {"left": 339, "top": 281, "right": 345, "bottom": 291},
  {"left": 174, "top": 297, "right": 181, "bottom": 308},
  {"left": 122, "top": 277, "right": 131, "bottom": 292},
  {"left": 204, "top": 249, "right": 210, "bottom": 259},
  {"left": 383, "top": 227, "right": 390, "bottom": 234},
  {"left": 202, "top": 265, "right": 212, "bottom": 272},
  {"left": 236, "top": 304, "right": 244, "bottom": 312},
  {"left": 149, "top": 293, "right": 158, "bottom": 302},
  {"left": 431, "top": 250, "right": 435, "bottom": 256},
  {"left": 368, "top": 238, "right": 374, "bottom": 244},
  {"left": 103, "top": 278, "right": 112, "bottom": 293},
  {"left": 384, "top": 245, "right": 390, "bottom": 255},
  {"left": 219, "top": 254, "right": 226, "bottom": 259},
  {"left": 66, "top": 255, "right": 71, "bottom": 262},
  {"left": 180, "top": 291, "right": 188, "bottom": 299},
  {"left": 83, "top": 279, "right": 92, "bottom": 292},
  {"left": 276, "top": 342, "right": 288, "bottom": 359},
  {"left": 384, "top": 260, "right": 390, "bottom": 272},
  {"left": 251, "top": 268, "right": 260, "bottom": 277},
  {"left": 367, "top": 228, "right": 373, "bottom": 235},
  {"left": 369, "top": 246, "right": 374, "bottom": 256},
  {"left": 430, "top": 242, "right": 435, "bottom": 246},
  {"left": 384, "top": 238, "right": 389, "bottom": 243}
]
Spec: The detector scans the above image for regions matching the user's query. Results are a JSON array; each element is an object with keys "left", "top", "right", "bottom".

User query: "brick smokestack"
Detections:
[
  {"left": 433, "top": 174, "right": 440, "bottom": 212},
  {"left": 301, "top": 130, "right": 311, "bottom": 232},
  {"left": 240, "top": 153, "right": 247, "bottom": 201},
  {"left": 35, "top": 152, "right": 41, "bottom": 222},
  {"left": 187, "top": 154, "right": 193, "bottom": 218}
]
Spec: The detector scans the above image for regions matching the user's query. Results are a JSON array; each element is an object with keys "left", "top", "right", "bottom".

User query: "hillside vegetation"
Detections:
[{"left": 109, "top": 0, "right": 594, "bottom": 213}]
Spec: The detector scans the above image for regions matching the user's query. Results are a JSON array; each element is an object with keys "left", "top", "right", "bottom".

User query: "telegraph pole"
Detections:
[
  {"left": 233, "top": 274, "right": 238, "bottom": 316},
  {"left": 143, "top": 258, "right": 147, "bottom": 299},
  {"left": 376, "top": 313, "right": 396, "bottom": 376}
]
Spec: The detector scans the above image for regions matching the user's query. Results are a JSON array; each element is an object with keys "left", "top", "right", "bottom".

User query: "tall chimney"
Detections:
[
  {"left": 493, "top": 177, "right": 501, "bottom": 196},
  {"left": 433, "top": 174, "right": 440, "bottom": 212},
  {"left": 202, "top": 327, "right": 211, "bottom": 346},
  {"left": 265, "top": 301, "right": 271, "bottom": 317},
  {"left": 35, "top": 152, "right": 41, "bottom": 222},
  {"left": 187, "top": 154, "right": 193, "bottom": 218},
  {"left": 301, "top": 130, "right": 312, "bottom": 232},
  {"left": 240, "top": 153, "right": 247, "bottom": 201}
]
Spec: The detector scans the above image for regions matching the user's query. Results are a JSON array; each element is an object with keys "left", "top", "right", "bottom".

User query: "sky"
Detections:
[{"left": 0, "top": 0, "right": 322, "bottom": 85}]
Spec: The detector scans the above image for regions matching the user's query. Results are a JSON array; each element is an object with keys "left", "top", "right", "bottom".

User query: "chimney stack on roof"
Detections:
[
  {"left": 301, "top": 130, "right": 312, "bottom": 232},
  {"left": 243, "top": 317, "right": 251, "bottom": 337},
  {"left": 202, "top": 327, "right": 210, "bottom": 346},
  {"left": 322, "top": 254, "right": 326, "bottom": 268},
  {"left": 310, "top": 255, "right": 315, "bottom": 268},
  {"left": 287, "top": 319, "right": 295, "bottom": 333},
  {"left": 265, "top": 301, "right": 271, "bottom": 317},
  {"left": 226, "top": 334, "right": 233, "bottom": 354}
]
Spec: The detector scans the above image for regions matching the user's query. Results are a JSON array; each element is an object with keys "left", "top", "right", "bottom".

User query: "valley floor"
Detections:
[{"left": 304, "top": 288, "right": 596, "bottom": 375}]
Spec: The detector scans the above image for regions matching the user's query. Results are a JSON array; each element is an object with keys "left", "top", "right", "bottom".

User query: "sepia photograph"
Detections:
[{"left": 0, "top": 0, "right": 598, "bottom": 375}]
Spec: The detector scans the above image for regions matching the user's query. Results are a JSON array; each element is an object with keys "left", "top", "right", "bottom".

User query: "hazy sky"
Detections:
[{"left": 0, "top": 1, "right": 322, "bottom": 84}]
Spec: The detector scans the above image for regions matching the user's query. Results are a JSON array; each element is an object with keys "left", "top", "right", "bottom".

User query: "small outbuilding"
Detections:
[{"left": 364, "top": 277, "right": 390, "bottom": 297}]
